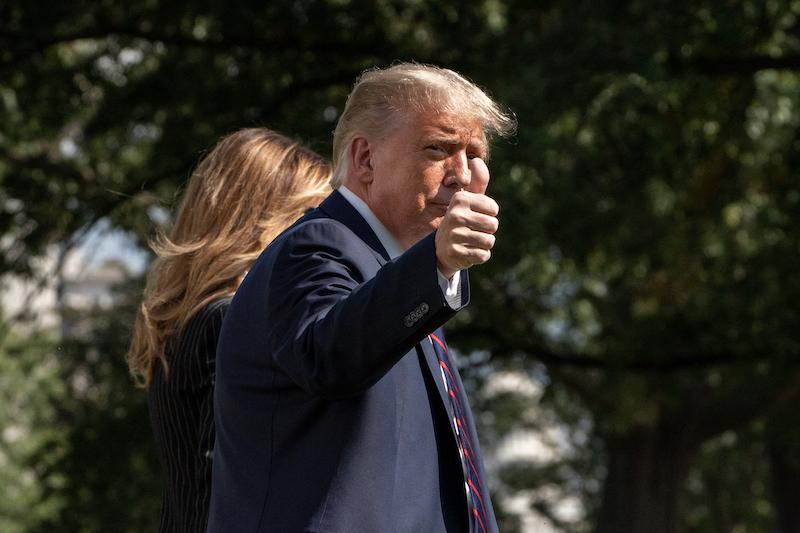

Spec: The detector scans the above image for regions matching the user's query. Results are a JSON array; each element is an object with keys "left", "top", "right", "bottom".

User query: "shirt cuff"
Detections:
[{"left": 437, "top": 269, "right": 462, "bottom": 308}]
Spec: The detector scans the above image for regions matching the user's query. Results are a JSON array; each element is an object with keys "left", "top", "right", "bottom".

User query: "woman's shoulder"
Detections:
[
  {"left": 172, "top": 297, "right": 233, "bottom": 351},
  {"left": 157, "top": 297, "right": 233, "bottom": 386},
  {"left": 192, "top": 297, "right": 233, "bottom": 326}
]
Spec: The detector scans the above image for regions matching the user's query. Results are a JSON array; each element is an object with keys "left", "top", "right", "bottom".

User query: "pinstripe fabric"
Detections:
[{"left": 148, "top": 297, "right": 231, "bottom": 533}]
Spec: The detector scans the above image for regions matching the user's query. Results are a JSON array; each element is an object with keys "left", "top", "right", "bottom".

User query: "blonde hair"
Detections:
[
  {"left": 127, "top": 128, "right": 332, "bottom": 387},
  {"left": 331, "top": 62, "right": 516, "bottom": 186}
]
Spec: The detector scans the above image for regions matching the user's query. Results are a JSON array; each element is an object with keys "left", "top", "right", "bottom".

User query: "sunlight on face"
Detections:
[{"left": 366, "top": 111, "right": 487, "bottom": 250}]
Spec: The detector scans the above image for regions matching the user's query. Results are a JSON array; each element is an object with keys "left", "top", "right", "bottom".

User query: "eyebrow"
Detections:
[
  {"left": 423, "top": 134, "right": 487, "bottom": 153},
  {"left": 424, "top": 134, "right": 461, "bottom": 145}
]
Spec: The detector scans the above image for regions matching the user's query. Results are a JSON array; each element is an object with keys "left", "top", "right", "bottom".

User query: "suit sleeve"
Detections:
[{"left": 265, "top": 220, "right": 469, "bottom": 398}]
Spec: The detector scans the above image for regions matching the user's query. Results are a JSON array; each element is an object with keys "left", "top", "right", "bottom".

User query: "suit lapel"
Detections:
[
  {"left": 317, "top": 190, "right": 389, "bottom": 265},
  {"left": 418, "top": 336, "right": 452, "bottom": 416}
]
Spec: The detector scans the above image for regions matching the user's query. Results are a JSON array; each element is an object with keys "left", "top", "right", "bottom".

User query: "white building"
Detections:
[{"left": 1, "top": 243, "right": 135, "bottom": 335}]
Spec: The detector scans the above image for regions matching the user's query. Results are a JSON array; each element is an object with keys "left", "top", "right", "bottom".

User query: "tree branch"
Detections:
[
  {"left": 3, "top": 25, "right": 294, "bottom": 58},
  {"left": 1, "top": 24, "right": 393, "bottom": 71},
  {"left": 671, "top": 53, "right": 800, "bottom": 76},
  {"left": 693, "top": 367, "right": 800, "bottom": 442},
  {"left": 449, "top": 323, "right": 800, "bottom": 373}
]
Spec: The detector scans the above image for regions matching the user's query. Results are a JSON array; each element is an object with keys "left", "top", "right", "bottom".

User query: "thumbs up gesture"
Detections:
[{"left": 435, "top": 158, "right": 499, "bottom": 278}]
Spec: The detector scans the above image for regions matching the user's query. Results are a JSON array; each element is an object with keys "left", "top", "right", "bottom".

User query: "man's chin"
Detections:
[
  {"left": 429, "top": 202, "right": 449, "bottom": 214},
  {"left": 406, "top": 220, "right": 441, "bottom": 246}
]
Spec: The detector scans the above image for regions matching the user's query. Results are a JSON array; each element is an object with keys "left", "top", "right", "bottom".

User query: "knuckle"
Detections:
[
  {"left": 450, "top": 211, "right": 467, "bottom": 227},
  {"left": 475, "top": 235, "right": 492, "bottom": 250},
  {"left": 475, "top": 248, "right": 491, "bottom": 263},
  {"left": 452, "top": 191, "right": 469, "bottom": 205},
  {"left": 467, "top": 249, "right": 482, "bottom": 263}
]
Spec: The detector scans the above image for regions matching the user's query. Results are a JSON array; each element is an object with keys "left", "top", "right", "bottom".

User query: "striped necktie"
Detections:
[{"left": 429, "top": 330, "right": 489, "bottom": 533}]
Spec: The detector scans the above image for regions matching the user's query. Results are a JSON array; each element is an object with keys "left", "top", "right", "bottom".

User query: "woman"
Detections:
[{"left": 127, "top": 128, "right": 332, "bottom": 532}]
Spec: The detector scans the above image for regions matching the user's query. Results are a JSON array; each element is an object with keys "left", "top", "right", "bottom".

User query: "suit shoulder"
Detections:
[
  {"left": 282, "top": 216, "right": 361, "bottom": 244},
  {"left": 242, "top": 215, "right": 377, "bottom": 291},
  {"left": 178, "top": 297, "right": 231, "bottom": 342},
  {"left": 275, "top": 216, "right": 376, "bottom": 261},
  {"left": 194, "top": 297, "right": 231, "bottom": 327}
]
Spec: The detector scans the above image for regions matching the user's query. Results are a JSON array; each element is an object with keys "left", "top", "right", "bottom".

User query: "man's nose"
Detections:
[{"left": 444, "top": 152, "right": 471, "bottom": 189}]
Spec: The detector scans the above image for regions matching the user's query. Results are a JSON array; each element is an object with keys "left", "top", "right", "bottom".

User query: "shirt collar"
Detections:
[{"left": 338, "top": 186, "right": 404, "bottom": 259}]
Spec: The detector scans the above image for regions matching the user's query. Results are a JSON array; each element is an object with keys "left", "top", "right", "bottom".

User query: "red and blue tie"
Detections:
[{"left": 429, "top": 329, "right": 488, "bottom": 533}]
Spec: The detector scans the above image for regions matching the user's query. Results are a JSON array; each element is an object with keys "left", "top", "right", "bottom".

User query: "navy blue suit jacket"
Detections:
[{"left": 208, "top": 191, "right": 497, "bottom": 532}]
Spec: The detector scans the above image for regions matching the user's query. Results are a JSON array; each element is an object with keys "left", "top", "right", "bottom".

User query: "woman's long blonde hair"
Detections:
[{"left": 127, "top": 128, "right": 332, "bottom": 387}]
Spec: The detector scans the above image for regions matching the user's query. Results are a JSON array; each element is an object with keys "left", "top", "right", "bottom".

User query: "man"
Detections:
[{"left": 209, "top": 63, "right": 515, "bottom": 532}]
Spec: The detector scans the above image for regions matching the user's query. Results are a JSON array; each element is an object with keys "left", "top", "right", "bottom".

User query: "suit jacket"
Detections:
[{"left": 208, "top": 190, "right": 497, "bottom": 533}]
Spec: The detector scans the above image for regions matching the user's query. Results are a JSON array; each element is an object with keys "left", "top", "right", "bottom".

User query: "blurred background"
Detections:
[{"left": 1, "top": 1, "right": 799, "bottom": 532}]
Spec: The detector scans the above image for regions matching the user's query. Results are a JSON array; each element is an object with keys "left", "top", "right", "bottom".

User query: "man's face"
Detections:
[{"left": 366, "top": 111, "right": 487, "bottom": 250}]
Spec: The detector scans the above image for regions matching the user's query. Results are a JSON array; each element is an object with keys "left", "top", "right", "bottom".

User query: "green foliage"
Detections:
[
  {"left": 27, "top": 279, "right": 161, "bottom": 533},
  {"left": 685, "top": 425, "right": 774, "bottom": 532},
  {"left": 0, "top": 323, "right": 63, "bottom": 533},
  {"left": 0, "top": 281, "right": 160, "bottom": 532}
]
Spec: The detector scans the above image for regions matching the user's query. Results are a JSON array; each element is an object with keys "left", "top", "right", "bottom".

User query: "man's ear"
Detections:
[{"left": 350, "top": 137, "right": 374, "bottom": 184}]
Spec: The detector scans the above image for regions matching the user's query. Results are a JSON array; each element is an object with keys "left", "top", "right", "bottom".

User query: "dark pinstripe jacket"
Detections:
[
  {"left": 208, "top": 191, "right": 497, "bottom": 533},
  {"left": 148, "top": 297, "right": 231, "bottom": 533}
]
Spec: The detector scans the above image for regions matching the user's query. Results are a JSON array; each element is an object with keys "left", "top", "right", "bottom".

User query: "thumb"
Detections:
[{"left": 466, "top": 158, "right": 490, "bottom": 195}]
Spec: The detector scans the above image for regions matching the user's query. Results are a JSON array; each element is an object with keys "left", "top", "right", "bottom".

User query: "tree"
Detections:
[
  {"left": 0, "top": 318, "right": 62, "bottom": 533},
  {"left": 24, "top": 276, "right": 162, "bottom": 533},
  {"left": 453, "top": 1, "right": 800, "bottom": 531}
]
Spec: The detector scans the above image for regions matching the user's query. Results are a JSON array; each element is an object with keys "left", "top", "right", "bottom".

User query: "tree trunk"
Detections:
[
  {"left": 769, "top": 440, "right": 800, "bottom": 533},
  {"left": 595, "top": 423, "right": 696, "bottom": 533}
]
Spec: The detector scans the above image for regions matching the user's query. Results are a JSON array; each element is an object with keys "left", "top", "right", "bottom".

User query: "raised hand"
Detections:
[{"left": 435, "top": 158, "right": 499, "bottom": 278}]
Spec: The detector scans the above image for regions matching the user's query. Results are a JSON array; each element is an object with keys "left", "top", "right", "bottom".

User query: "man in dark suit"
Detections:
[{"left": 208, "top": 63, "right": 515, "bottom": 533}]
